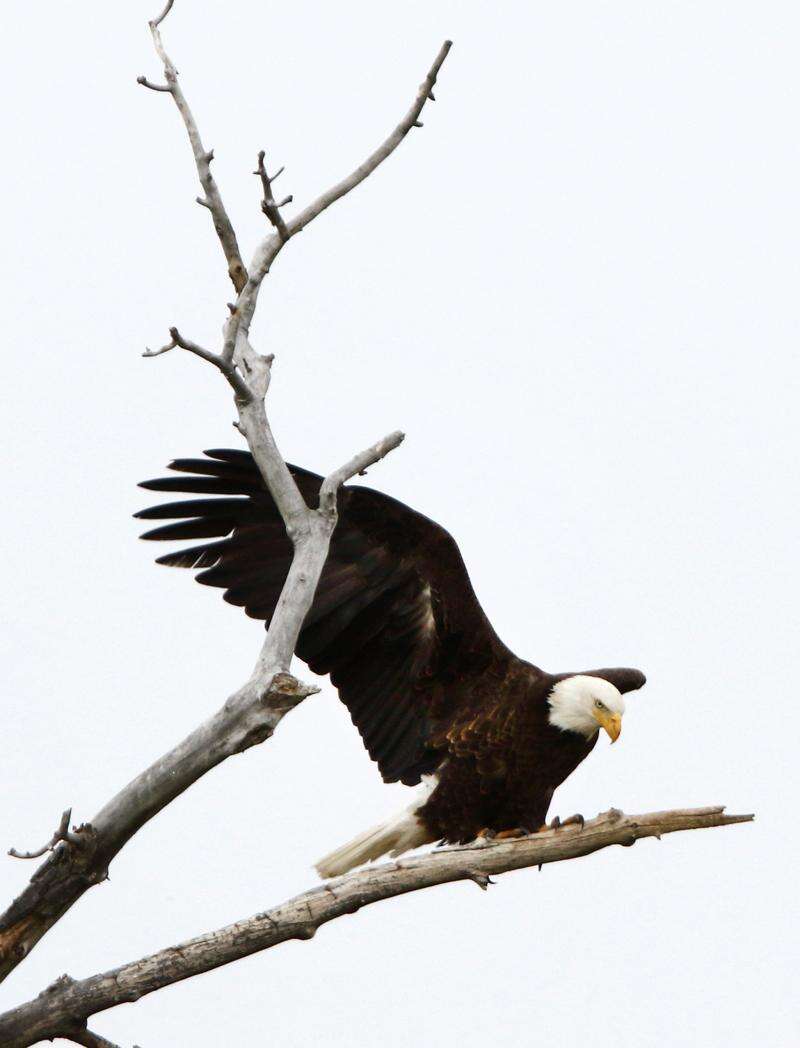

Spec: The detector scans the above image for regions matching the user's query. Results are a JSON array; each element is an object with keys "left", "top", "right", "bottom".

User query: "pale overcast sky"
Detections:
[{"left": 1, "top": 2, "right": 797, "bottom": 1045}]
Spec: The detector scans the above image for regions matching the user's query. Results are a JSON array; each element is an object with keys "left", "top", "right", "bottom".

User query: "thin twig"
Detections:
[
  {"left": 254, "top": 150, "right": 290, "bottom": 240},
  {"left": 143, "top": 327, "right": 252, "bottom": 400},
  {"left": 318, "top": 431, "right": 405, "bottom": 518},
  {"left": 0, "top": 808, "right": 752, "bottom": 1047},
  {"left": 233, "top": 39, "right": 452, "bottom": 338},
  {"left": 135, "top": 75, "right": 170, "bottom": 92},
  {"left": 139, "top": 2, "right": 247, "bottom": 292},
  {"left": 285, "top": 41, "right": 451, "bottom": 240},
  {"left": 151, "top": 0, "right": 175, "bottom": 28},
  {"left": 8, "top": 809, "right": 80, "bottom": 861}
]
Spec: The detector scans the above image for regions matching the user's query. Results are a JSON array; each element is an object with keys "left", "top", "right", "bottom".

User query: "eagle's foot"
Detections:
[
  {"left": 494, "top": 827, "right": 531, "bottom": 840},
  {"left": 476, "top": 827, "right": 532, "bottom": 841}
]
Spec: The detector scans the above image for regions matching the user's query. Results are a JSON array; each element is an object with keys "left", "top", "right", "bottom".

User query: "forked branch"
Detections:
[
  {"left": 0, "top": 0, "right": 446, "bottom": 987},
  {"left": 8, "top": 808, "right": 78, "bottom": 861},
  {"left": 138, "top": 1, "right": 247, "bottom": 291},
  {"left": 0, "top": 422, "right": 403, "bottom": 983},
  {"left": 255, "top": 150, "right": 291, "bottom": 240},
  {"left": 0, "top": 808, "right": 752, "bottom": 1047},
  {"left": 234, "top": 36, "right": 452, "bottom": 326},
  {"left": 142, "top": 326, "right": 252, "bottom": 399}
]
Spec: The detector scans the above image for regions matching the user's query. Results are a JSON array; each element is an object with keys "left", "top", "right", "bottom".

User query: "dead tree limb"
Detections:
[
  {"left": 8, "top": 808, "right": 76, "bottom": 861},
  {"left": 0, "top": 808, "right": 753, "bottom": 1048},
  {"left": 59, "top": 1018, "right": 126, "bottom": 1048},
  {"left": 0, "top": 0, "right": 448, "bottom": 984},
  {"left": 137, "top": 3, "right": 248, "bottom": 291}
]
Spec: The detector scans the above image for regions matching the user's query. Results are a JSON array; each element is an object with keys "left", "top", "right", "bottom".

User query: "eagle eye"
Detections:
[{"left": 594, "top": 699, "right": 606, "bottom": 710}]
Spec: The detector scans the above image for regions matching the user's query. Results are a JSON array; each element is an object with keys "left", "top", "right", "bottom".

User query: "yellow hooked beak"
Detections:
[{"left": 595, "top": 709, "right": 622, "bottom": 743}]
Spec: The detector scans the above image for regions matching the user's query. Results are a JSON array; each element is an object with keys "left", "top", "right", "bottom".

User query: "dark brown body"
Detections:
[
  {"left": 419, "top": 660, "right": 597, "bottom": 842},
  {"left": 137, "top": 450, "right": 644, "bottom": 843}
]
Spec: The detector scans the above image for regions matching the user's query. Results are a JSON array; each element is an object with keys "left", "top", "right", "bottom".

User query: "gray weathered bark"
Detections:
[
  {"left": 0, "top": 808, "right": 752, "bottom": 1047},
  {"left": 0, "top": 0, "right": 449, "bottom": 985}
]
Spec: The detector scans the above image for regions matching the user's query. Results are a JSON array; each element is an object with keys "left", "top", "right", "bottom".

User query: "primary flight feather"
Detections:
[{"left": 136, "top": 450, "right": 645, "bottom": 876}]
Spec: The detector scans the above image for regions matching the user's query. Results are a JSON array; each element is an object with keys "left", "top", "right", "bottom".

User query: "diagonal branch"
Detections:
[
  {"left": 142, "top": 326, "right": 252, "bottom": 400},
  {"left": 286, "top": 39, "right": 452, "bottom": 241},
  {"left": 231, "top": 37, "right": 452, "bottom": 342},
  {"left": 318, "top": 430, "right": 405, "bottom": 517},
  {"left": 137, "top": 3, "right": 247, "bottom": 292},
  {"left": 0, "top": 808, "right": 753, "bottom": 1047},
  {"left": 151, "top": 0, "right": 175, "bottom": 27},
  {"left": 0, "top": 430, "right": 402, "bottom": 984},
  {"left": 211, "top": 37, "right": 450, "bottom": 488}
]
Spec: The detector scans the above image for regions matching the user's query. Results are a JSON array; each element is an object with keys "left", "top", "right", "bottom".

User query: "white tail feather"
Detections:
[{"left": 315, "top": 776, "right": 438, "bottom": 879}]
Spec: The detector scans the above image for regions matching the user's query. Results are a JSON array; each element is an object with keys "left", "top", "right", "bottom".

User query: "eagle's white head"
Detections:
[{"left": 547, "top": 675, "right": 625, "bottom": 741}]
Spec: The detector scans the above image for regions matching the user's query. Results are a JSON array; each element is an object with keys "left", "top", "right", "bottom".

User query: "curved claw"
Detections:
[
  {"left": 541, "top": 813, "right": 585, "bottom": 833},
  {"left": 561, "top": 813, "right": 585, "bottom": 830}
]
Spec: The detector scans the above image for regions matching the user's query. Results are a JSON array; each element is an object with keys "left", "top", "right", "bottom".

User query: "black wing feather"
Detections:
[{"left": 136, "top": 450, "right": 511, "bottom": 784}]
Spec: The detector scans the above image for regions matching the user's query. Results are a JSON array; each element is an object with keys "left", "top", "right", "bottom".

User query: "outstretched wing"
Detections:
[{"left": 136, "top": 450, "right": 515, "bottom": 785}]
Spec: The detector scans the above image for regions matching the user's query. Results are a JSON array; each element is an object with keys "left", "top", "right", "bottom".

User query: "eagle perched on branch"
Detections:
[{"left": 137, "top": 450, "right": 645, "bottom": 877}]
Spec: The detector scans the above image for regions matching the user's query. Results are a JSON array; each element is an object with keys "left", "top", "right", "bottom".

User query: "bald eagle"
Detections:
[{"left": 137, "top": 450, "right": 645, "bottom": 877}]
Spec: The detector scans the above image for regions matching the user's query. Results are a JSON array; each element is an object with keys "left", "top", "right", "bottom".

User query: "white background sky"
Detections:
[{"left": 1, "top": 2, "right": 797, "bottom": 1045}]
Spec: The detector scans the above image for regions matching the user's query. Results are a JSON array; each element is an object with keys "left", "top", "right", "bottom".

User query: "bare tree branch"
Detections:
[
  {"left": 142, "top": 326, "right": 253, "bottom": 400},
  {"left": 286, "top": 39, "right": 452, "bottom": 239},
  {"left": 0, "top": 673, "right": 308, "bottom": 982},
  {"left": 0, "top": 421, "right": 402, "bottom": 983},
  {"left": 0, "top": 808, "right": 752, "bottom": 1047},
  {"left": 0, "top": 0, "right": 446, "bottom": 993},
  {"left": 1, "top": 976, "right": 130, "bottom": 1047},
  {"left": 255, "top": 150, "right": 291, "bottom": 240},
  {"left": 135, "top": 75, "right": 169, "bottom": 92},
  {"left": 318, "top": 431, "right": 406, "bottom": 517},
  {"left": 62, "top": 1024, "right": 126, "bottom": 1048},
  {"left": 229, "top": 36, "right": 452, "bottom": 344},
  {"left": 8, "top": 808, "right": 78, "bottom": 861},
  {"left": 151, "top": 0, "right": 175, "bottom": 27},
  {"left": 138, "top": 3, "right": 247, "bottom": 292}
]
